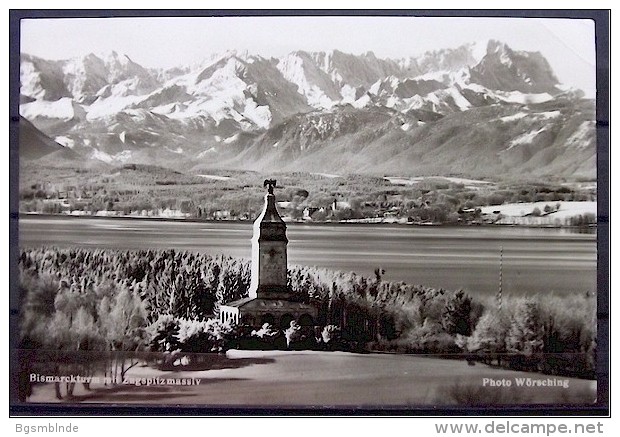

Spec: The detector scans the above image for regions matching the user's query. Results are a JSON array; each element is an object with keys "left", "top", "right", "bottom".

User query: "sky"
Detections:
[{"left": 19, "top": 15, "right": 597, "bottom": 96}]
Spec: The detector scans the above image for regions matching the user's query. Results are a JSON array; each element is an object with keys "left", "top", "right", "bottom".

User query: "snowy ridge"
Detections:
[
  {"left": 499, "top": 112, "right": 528, "bottom": 123},
  {"left": 152, "top": 55, "right": 273, "bottom": 128},
  {"left": 54, "top": 136, "right": 74, "bottom": 148},
  {"left": 507, "top": 127, "right": 546, "bottom": 150},
  {"left": 469, "top": 40, "right": 488, "bottom": 65},
  {"left": 277, "top": 53, "right": 337, "bottom": 109},
  {"left": 87, "top": 94, "right": 145, "bottom": 120},
  {"left": 18, "top": 41, "right": 594, "bottom": 178},
  {"left": 565, "top": 121, "right": 595, "bottom": 149},
  {"left": 20, "top": 59, "right": 46, "bottom": 99},
  {"left": 20, "top": 41, "right": 568, "bottom": 129},
  {"left": 196, "top": 148, "right": 217, "bottom": 158},
  {"left": 496, "top": 91, "right": 553, "bottom": 105},
  {"left": 21, "top": 98, "right": 80, "bottom": 121}
]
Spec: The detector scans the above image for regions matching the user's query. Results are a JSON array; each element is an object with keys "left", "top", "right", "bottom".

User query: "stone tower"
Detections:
[
  {"left": 249, "top": 180, "right": 289, "bottom": 299},
  {"left": 219, "top": 179, "right": 317, "bottom": 330}
]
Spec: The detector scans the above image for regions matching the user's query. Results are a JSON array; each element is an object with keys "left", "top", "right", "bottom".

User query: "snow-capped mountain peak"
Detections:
[
  {"left": 469, "top": 40, "right": 489, "bottom": 65},
  {"left": 19, "top": 42, "right": 593, "bottom": 178}
]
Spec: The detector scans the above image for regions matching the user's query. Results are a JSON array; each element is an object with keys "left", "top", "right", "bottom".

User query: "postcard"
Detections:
[{"left": 10, "top": 10, "right": 608, "bottom": 413}]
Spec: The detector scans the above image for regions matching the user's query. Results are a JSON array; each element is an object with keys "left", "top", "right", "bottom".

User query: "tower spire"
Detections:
[{"left": 249, "top": 178, "right": 288, "bottom": 298}]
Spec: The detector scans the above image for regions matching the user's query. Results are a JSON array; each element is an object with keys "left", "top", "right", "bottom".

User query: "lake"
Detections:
[{"left": 17, "top": 216, "right": 597, "bottom": 297}]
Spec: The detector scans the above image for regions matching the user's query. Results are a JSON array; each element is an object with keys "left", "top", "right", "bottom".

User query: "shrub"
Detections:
[
  {"left": 321, "top": 325, "right": 342, "bottom": 350},
  {"left": 458, "top": 310, "right": 510, "bottom": 365},
  {"left": 147, "top": 314, "right": 180, "bottom": 352},
  {"left": 246, "top": 323, "right": 282, "bottom": 349},
  {"left": 176, "top": 319, "right": 212, "bottom": 353},
  {"left": 284, "top": 321, "right": 302, "bottom": 346},
  {"left": 396, "top": 319, "right": 458, "bottom": 354},
  {"left": 251, "top": 323, "right": 278, "bottom": 340},
  {"left": 284, "top": 321, "right": 305, "bottom": 349}
]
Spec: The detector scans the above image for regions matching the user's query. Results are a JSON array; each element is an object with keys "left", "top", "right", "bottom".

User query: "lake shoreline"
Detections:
[{"left": 16, "top": 212, "right": 597, "bottom": 233}]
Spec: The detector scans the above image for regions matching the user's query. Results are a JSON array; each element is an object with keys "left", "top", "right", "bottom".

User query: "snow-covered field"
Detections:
[
  {"left": 480, "top": 201, "right": 596, "bottom": 225},
  {"left": 311, "top": 172, "right": 341, "bottom": 179},
  {"left": 196, "top": 174, "right": 236, "bottom": 181},
  {"left": 385, "top": 176, "right": 493, "bottom": 189},
  {"left": 344, "top": 217, "right": 409, "bottom": 224},
  {"left": 92, "top": 208, "right": 190, "bottom": 219},
  {"left": 26, "top": 350, "right": 596, "bottom": 406}
]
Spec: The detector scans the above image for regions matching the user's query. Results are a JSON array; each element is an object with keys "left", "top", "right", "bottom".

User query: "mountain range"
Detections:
[{"left": 19, "top": 40, "right": 596, "bottom": 179}]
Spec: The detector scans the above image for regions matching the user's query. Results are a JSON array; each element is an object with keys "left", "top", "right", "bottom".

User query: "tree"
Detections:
[
  {"left": 295, "top": 189, "right": 310, "bottom": 199},
  {"left": 19, "top": 272, "right": 59, "bottom": 344},
  {"left": 215, "top": 262, "right": 249, "bottom": 312},
  {"left": 46, "top": 312, "right": 73, "bottom": 399},
  {"left": 68, "top": 307, "right": 105, "bottom": 393},
  {"left": 488, "top": 193, "right": 505, "bottom": 206},
  {"left": 54, "top": 287, "right": 83, "bottom": 323},
  {"left": 441, "top": 290, "right": 473, "bottom": 336},
  {"left": 506, "top": 299, "right": 544, "bottom": 370},
  {"left": 46, "top": 284, "right": 105, "bottom": 397},
  {"left": 464, "top": 311, "right": 509, "bottom": 365},
  {"left": 289, "top": 206, "right": 304, "bottom": 221},
  {"left": 98, "top": 285, "right": 148, "bottom": 381}
]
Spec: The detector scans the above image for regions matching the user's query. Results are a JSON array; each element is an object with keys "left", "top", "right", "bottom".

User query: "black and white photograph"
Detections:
[{"left": 10, "top": 11, "right": 607, "bottom": 412}]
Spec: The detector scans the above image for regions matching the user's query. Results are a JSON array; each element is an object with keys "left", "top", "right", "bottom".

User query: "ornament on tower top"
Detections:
[{"left": 263, "top": 179, "right": 277, "bottom": 195}]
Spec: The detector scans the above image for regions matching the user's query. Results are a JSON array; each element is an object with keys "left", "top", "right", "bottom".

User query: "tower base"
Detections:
[{"left": 219, "top": 297, "right": 318, "bottom": 330}]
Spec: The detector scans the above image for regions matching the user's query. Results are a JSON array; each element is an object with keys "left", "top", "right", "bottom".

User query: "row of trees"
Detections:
[
  {"left": 18, "top": 270, "right": 148, "bottom": 400},
  {"left": 455, "top": 294, "right": 596, "bottom": 377},
  {"left": 16, "top": 247, "right": 597, "bottom": 401}
]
